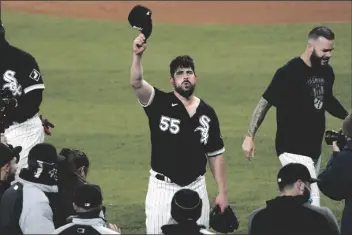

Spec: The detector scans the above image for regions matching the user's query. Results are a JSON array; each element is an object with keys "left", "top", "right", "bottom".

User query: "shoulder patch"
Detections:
[{"left": 29, "top": 69, "right": 41, "bottom": 81}]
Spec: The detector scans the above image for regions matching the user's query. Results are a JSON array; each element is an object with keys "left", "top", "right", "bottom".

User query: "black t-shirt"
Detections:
[
  {"left": 248, "top": 196, "right": 340, "bottom": 235},
  {"left": 141, "top": 87, "right": 225, "bottom": 186},
  {"left": 0, "top": 42, "right": 45, "bottom": 123},
  {"left": 262, "top": 57, "right": 335, "bottom": 159}
]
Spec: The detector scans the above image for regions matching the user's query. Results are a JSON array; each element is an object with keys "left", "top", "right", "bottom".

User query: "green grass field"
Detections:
[{"left": 2, "top": 11, "right": 351, "bottom": 234}]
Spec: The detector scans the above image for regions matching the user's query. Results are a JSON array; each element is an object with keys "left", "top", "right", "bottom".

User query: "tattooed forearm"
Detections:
[{"left": 247, "top": 97, "right": 272, "bottom": 137}]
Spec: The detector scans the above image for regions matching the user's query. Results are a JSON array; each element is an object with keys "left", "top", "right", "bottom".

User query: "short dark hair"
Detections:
[
  {"left": 308, "top": 26, "right": 335, "bottom": 41},
  {"left": 59, "top": 148, "right": 90, "bottom": 175},
  {"left": 278, "top": 182, "right": 295, "bottom": 192},
  {"left": 169, "top": 55, "right": 195, "bottom": 78}
]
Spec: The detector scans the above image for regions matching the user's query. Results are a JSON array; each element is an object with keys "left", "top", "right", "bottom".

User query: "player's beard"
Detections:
[
  {"left": 174, "top": 81, "right": 196, "bottom": 99},
  {"left": 310, "top": 48, "right": 329, "bottom": 67}
]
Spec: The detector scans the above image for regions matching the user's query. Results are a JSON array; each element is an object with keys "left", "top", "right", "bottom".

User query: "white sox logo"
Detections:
[
  {"left": 195, "top": 115, "right": 211, "bottom": 145},
  {"left": 3, "top": 70, "right": 22, "bottom": 96}
]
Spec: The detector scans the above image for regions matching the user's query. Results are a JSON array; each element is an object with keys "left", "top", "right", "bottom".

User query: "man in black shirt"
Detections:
[
  {"left": 0, "top": 20, "right": 48, "bottom": 174},
  {"left": 242, "top": 26, "right": 348, "bottom": 207},
  {"left": 130, "top": 33, "right": 228, "bottom": 234},
  {"left": 248, "top": 163, "right": 340, "bottom": 235}
]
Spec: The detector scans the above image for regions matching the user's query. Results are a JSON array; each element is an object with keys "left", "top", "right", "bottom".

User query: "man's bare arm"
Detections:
[
  {"left": 130, "top": 34, "right": 154, "bottom": 106},
  {"left": 247, "top": 97, "right": 272, "bottom": 138},
  {"left": 130, "top": 54, "right": 154, "bottom": 106},
  {"left": 208, "top": 155, "right": 227, "bottom": 196}
]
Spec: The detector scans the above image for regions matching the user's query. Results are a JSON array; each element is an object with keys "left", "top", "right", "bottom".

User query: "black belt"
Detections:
[
  {"left": 154, "top": 173, "right": 204, "bottom": 187},
  {"left": 155, "top": 174, "right": 173, "bottom": 183}
]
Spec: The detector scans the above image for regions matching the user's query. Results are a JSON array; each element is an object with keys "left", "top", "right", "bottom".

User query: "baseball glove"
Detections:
[{"left": 209, "top": 205, "right": 239, "bottom": 234}]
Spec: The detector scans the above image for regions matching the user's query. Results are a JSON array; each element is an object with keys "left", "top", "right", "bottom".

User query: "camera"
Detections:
[{"left": 325, "top": 129, "right": 348, "bottom": 150}]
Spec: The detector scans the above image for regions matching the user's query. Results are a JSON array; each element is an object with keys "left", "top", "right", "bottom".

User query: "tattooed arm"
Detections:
[
  {"left": 243, "top": 67, "right": 284, "bottom": 159},
  {"left": 247, "top": 97, "right": 272, "bottom": 138},
  {"left": 242, "top": 97, "right": 272, "bottom": 160}
]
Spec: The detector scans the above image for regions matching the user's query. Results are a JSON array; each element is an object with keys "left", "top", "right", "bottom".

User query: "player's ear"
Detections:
[
  {"left": 2, "top": 163, "right": 10, "bottom": 172},
  {"left": 307, "top": 41, "right": 314, "bottom": 54},
  {"left": 169, "top": 77, "right": 175, "bottom": 85},
  {"left": 297, "top": 180, "right": 304, "bottom": 192}
]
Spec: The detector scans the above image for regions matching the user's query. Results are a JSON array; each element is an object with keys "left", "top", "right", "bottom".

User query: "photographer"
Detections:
[
  {"left": 55, "top": 148, "right": 90, "bottom": 228},
  {"left": 318, "top": 113, "right": 352, "bottom": 235}
]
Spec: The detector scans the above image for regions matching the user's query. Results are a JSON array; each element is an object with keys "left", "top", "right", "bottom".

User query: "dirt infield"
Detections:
[{"left": 2, "top": 1, "right": 351, "bottom": 24}]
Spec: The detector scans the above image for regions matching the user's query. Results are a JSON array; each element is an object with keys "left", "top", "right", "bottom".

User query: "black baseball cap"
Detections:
[
  {"left": 27, "top": 143, "right": 64, "bottom": 167},
  {"left": 128, "top": 5, "right": 153, "bottom": 39},
  {"left": 74, "top": 184, "right": 103, "bottom": 210},
  {"left": 171, "top": 189, "right": 202, "bottom": 223},
  {"left": 277, "top": 163, "right": 319, "bottom": 187},
  {"left": 0, "top": 143, "right": 21, "bottom": 167}
]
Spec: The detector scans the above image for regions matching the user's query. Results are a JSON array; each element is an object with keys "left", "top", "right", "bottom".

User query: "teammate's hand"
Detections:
[
  {"left": 107, "top": 223, "right": 121, "bottom": 233},
  {"left": 242, "top": 136, "right": 255, "bottom": 160},
  {"left": 40, "top": 115, "right": 55, "bottom": 136},
  {"left": 133, "top": 33, "right": 147, "bottom": 55},
  {"left": 215, "top": 193, "right": 228, "bottom": 213}
]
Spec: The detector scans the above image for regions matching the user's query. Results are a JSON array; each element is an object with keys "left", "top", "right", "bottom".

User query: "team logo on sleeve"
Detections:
[
  {"left": 29, "top": 69, "right": 41, "bottom": 81},
  {"left": 195, "top": 115, "right": 211, "bottom": 145},
  {"left": 2, "top": 70, "right": 22, "bottom": 96}
]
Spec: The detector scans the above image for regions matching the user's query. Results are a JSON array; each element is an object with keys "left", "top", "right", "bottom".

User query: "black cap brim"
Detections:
[
  {"left": 13, "top": 146, "right": 22, "bottom": 163},
  {"left": 308, "top": 178, "right": 320, "bottom": 183}
]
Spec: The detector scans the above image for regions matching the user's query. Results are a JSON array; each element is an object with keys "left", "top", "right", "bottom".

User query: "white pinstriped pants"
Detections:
[
  {"left": 4, "top": 114, "right": 45, "bottom": 174},
  {"left": 279, "top": 152, "right": 322, "bottom": 207},
  {"left": 145, "top": 169, "right": 210, "bottom": 234}
]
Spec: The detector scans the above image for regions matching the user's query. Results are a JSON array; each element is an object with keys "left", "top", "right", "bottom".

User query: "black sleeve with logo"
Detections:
[
  {"left": 6, "top": 53, "right": 45, "bottom": 123},
  {"left": 262, "top": 68, "right": 288, "bottom": 107},
  {"left": 19, "top": 54, "right": 45, "bottom": 94},
  {"left": 204, "top": 107, "right": 225, "bottom": 157}
]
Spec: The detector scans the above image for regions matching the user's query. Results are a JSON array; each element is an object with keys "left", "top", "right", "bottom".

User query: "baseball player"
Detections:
[
  {"left": 0, "top": 20, "right": 51, "bottom": 174},
  {"left": 130, "top": 33, "right": 229, "bottom": 234},
  {"left": 242, "top": 26, "right": 348, "bottom": 207}
]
